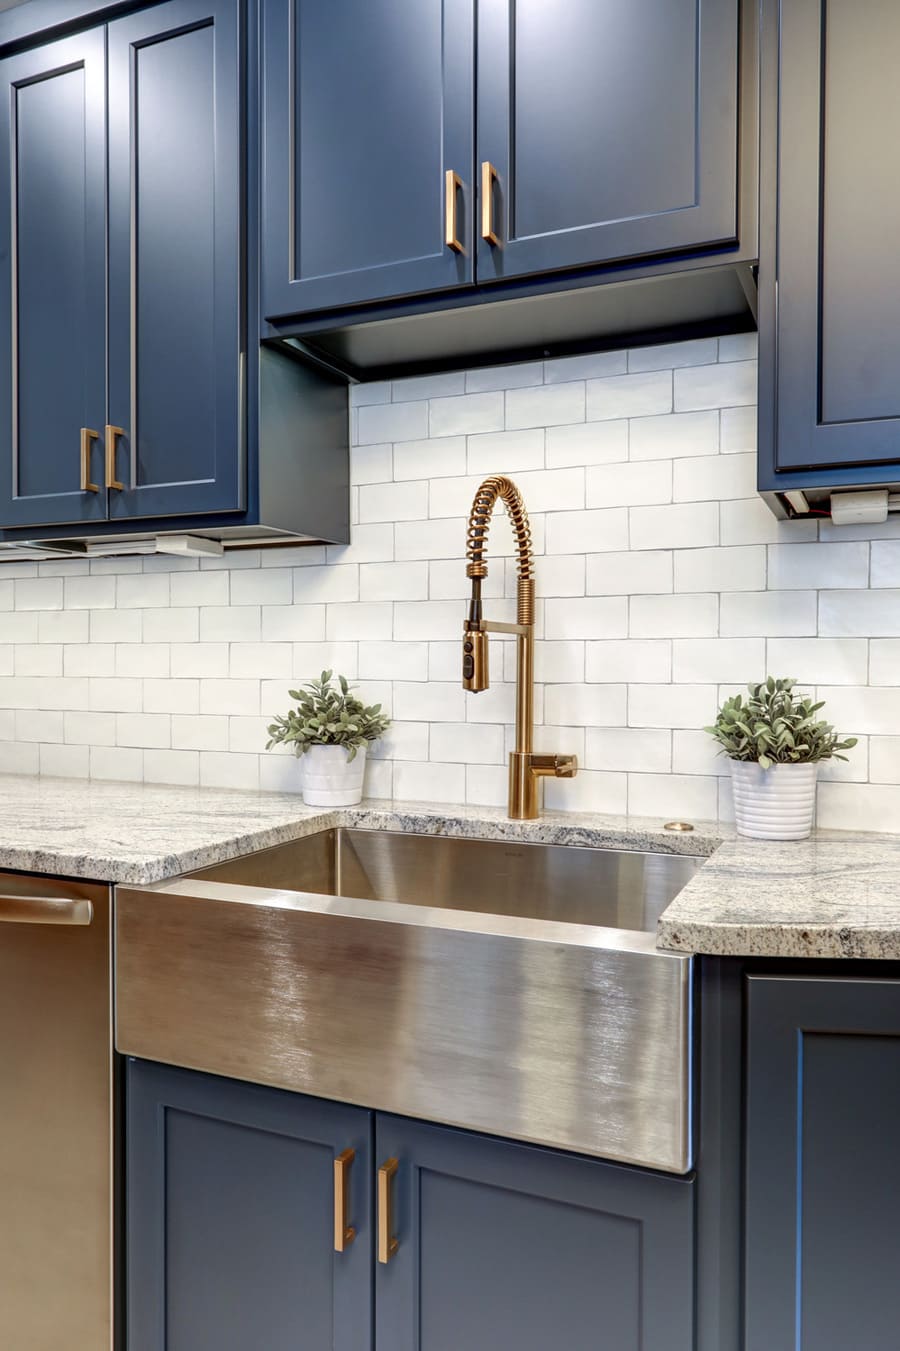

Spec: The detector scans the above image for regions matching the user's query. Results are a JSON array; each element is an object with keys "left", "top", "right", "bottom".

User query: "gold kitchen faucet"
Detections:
[{"left": 462, "top": 476, "right": 578, "bottom": 820}]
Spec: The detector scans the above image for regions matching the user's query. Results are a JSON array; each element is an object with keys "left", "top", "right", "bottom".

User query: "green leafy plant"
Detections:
[
  {"left": 705, "top": 677, "right": 857, "bottom": 769},
  {"left": 265, "top": 671, "right": 390, "bottom": 761}
]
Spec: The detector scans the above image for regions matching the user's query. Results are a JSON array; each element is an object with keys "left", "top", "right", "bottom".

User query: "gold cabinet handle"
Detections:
[
  {"left": 377, "top": 1157, "right": 399, "bottom": 1264},
  {"left": 80, "top": 428, "right": 99, "bottom": 493},
  {"left": 444, "top": 169, "right": 464, "bottom": 253},
  {"left": 481, "top": 161, "right": 500, "bottom": 245},
  {"left": 333, "top": 1148, "right": 356, "bottom": 1253},
  {"left": 105, "top": 425, "right": 125, "bottom": 491}
]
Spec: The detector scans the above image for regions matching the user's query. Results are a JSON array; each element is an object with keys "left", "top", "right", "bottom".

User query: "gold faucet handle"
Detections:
[
  {"left": 528, "top": 753, "right": 578, "bottom": 779},
  {"left": 462, "top": 628, "right": 489, "bottom": 692}
]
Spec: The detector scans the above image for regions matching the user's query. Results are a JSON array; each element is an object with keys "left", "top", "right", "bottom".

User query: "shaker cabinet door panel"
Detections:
[
  {"left": 476, "top": 0, "right": 739, "bottom": 282},
  {"left": 127, "top": 1060, "right": 374, "bottom": 1351},
  {"left": 746, "top": 977, "right": 900, "bottom": 1351},
  {"left": 770, "top": 0, "right": 900, "bottom": 472},
  {"left": 0, "top": 31, "right": 108, "bottom": 529},
  {"left": 107, "top": 0, "right": 243, "bottom": 521},
  {"left": 375, "top": 1114, "right": 695, "bottom": 1351},
  {"left": 261, "top": 0, "right": 475, "bottom": 317}
]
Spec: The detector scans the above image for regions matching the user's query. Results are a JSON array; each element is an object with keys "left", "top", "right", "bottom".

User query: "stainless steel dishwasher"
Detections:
[{"left": 0, "top": 871, "right": 115, "bottom": 1351}]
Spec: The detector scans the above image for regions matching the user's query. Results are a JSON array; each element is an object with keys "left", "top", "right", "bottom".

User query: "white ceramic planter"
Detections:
[
  {"left": 729, "top": 760, "right": 818, "bottom": 840},
  {"left": 300, "top": 744, "right": 367, "bottom": 807}
]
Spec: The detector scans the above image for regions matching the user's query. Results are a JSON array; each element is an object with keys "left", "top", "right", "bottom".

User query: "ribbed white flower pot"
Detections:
[
  {"left": 300, "top": 744, "right": 367, "bottom": 807},
  {"left": 729, "top": 761, "right": 817, "bottom": 840}
]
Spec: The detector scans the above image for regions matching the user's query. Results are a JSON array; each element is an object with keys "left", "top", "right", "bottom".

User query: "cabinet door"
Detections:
[
  {"left": 375, "top": 1114, "right": 694, "bottom": 1351},
  {"left": 746, "top": 976, "right": 900, "bottom": 1351},
  {"left": 0, "top": 30, "right": 107, "bottom": 529},
  {"left": 261, "top": 0, "right": 474, "bottom": 317},
  {"left": 476, "top": 0, "right": 739, "bottom": 282},
  {"left": 107, "top": 0, "right": 243, "bottom": 522},
  {"left": 127, "top": 1060, "right": 373, "bottom": 1351},
  {"left": 767, "top": 0, "right": 900, "bottom": 473}
]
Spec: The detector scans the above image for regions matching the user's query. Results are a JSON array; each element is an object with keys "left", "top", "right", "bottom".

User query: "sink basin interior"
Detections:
[{"left": 192, "top": 828, "right": 703, "bottom": 933}]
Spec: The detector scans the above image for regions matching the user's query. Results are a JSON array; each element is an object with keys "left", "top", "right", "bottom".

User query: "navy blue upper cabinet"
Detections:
[
  {"left": 127, "top": 1061, "right": 374, "bottom": 1351},
  {"left": 745, "top": 976, "right": 900, "bottom": 1351},
  {"left": 759, "top": 0, "right": 900, "bottom": 488},
  {"left": 376, "top": 1114, "right": 695, "bottom": 1351},
  {"left": 261, "top": 0, "right": 475, "bottom": 318},
  {"left": 107, "top": 0, "right": 243, "bottom": 520},
  {"left": 476, "top": 0, "right": 739, "bottom": 282},
  {"left": 0, "top": 30, "right": 108, "bottom": 529}
]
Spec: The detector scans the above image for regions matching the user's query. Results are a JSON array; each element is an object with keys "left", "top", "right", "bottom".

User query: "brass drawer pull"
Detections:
[
  {"left": 445, "top": 169, "right": 464, "bottom": 253},
  {"left": 105, "top": 425, "right": 125, "bottom": 491},
  {"left": 481, "top": 160, "right": 500, "bottom": 245},
  {"left": 377, "top": 1157, "right": 399, "bottom": 1264},
  {"left": 333, "top": 1148, "right": 356, "bottom": 1253},
  {"left": 80, "top": 428, "right": 99, "bottom": 493}
]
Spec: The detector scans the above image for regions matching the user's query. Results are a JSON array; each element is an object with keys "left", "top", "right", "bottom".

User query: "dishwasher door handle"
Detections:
[{"left": 0, "top": 895, "right": 93, "bottom": 926}]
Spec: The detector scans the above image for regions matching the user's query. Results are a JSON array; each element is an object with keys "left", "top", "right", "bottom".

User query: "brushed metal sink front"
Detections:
[{"left": 116, "top": 829, "right": 699, "bottom": 1172}]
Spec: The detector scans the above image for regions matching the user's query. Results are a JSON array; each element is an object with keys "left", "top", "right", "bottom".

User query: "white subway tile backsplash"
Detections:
[
  {"left": 767, "top": 637, "right": 869, "bottom": 686},
  {"left": 630, "top": 502, "right": 718, "bottom": 551},
  {"left": 546, "top": 507, "right": 628, "bottom": 555},
  {"left": 506, "top": 382, "right": 585, "bottom": 430},
  {"left": 431, "top": 391, "right": 505, "bottom": 437},
  {"left": 673, "top": 452, "right": 756, "bottom": 503},
  {"left": 586, "top": 639, "right": 671, "bottom": 684},
  {"left": 229, "top": 569, "right": 293, "bottom": 607},
  {"left": 630, "top": 593, "right": 719, "bottom": 638},
  {"left": 0, "top": 330, "right": 887, "bottom": 819},
  {"left": 629, "top": 684, "right": 717, "bottom": 729},
  {"left": 586, "top": 551, "right": 670, "bottom": 594},
  {"left": 586, "top": 460, "right": 672, "bottom": 509},
  {"left": 629, "top": 410, "right": 719, "bottom": 461},
  {"left": 357, "top": 400, "right": 429, "bottom": 445},
  {"left": 465, "top": 361, "right": 544, "bottom": 393},
  {"left": 674, "top": 360, "right": 757, "bottom": 411},
  {"left": 545, "top": 419, "right": 628, "bottom": 468},
  {"left": 629, "top": 339, "right": 719, "bottom": 372},
  {"left": 674, "top": 545, "right": 765, "bottom": 594},
  {"left": 545, "top": 597, "right": 627, "bottom": 640},
  {"left": 585, "top": 726, "right": 671, "bottom": 773},
  {"left": 769, "top": 542, "right": 869, "bottom": 591},
  {"left": 672, "top": 637, "right": 765, "bottom": 683},
  {"left": 544, "top": 683, "right": 627, "bottom": 727},
  {"left": 393, "top": 435, "right": 466, "bottom": 481},
  {"left": 467, "top": 428, "right": 545, "bottom": 474},
  {"left": 359, "top": 481, "right": 428, "bottom": 524},
  {"left": 820, "top": 590, "right": 900, "bottom": 637},
  {"left": 586, "top": 370, "right": 672, "bottom": 421},
  {"left": 544, "top": 351, "right": 626, "bottom": 382},
  {"left": 628, "top": 772, "right": 718, "bottom": 821},
  {"left": 721, "top": 591, "right": 817, "bottom": 637}
]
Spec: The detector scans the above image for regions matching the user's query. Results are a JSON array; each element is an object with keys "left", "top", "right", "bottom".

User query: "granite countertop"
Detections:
[{"left": 0, "top": 774, "right": 899, "bottom": 960}]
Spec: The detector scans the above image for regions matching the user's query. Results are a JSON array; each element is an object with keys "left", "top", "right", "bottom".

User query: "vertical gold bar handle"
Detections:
[
  {"left": 333, "top": 1148, "right": 356, "bottom": 1253},
  {"left": 481, "top": 161, "right": 500, "bottom": 245},
  {"left": 444, "top": 169, "right": 464, "bottom": 253},
  {"left": 105, "top": 425, "right": 125, "bottom": 491},
  {"left": 377, "top": 1157, "right": 399, "bottom": 1264},
  {"left": 80, "top": 428, "right": 99, "bottom": 493}
]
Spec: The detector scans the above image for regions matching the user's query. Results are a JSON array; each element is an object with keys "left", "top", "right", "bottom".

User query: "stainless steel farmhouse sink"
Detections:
[{"left": 116, "top": 830, "right": 702, "bottom": 1173}]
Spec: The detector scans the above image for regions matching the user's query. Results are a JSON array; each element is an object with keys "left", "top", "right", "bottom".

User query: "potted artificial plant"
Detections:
[
  {"left": 706, "top": 678, "right": 856, "bottom": 840},
  {"left": 265, "top": 671, "right": 390, "bottom": 806}
]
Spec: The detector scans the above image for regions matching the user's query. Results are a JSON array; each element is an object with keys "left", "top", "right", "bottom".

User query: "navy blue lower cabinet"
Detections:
[
  {"left": 126, "top": 1060, "right": 373, "bottom": 1351},
  {"left": 375, "top": 1114, "right": 695, "bottom": 1351},
  {"left": 746, "top": 976, "right": 900, "bottom": 1351}
]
